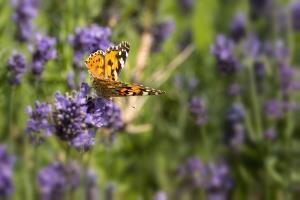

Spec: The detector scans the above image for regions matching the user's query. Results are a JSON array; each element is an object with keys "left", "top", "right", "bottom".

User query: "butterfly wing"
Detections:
[
  {"left": 104, "top": 41, "right": 130, "bottom": 81},
  {"left": 85, "top": 50, "right": 106, "bottom": 79},
  {"left": 92, "top": 79, "right": 165, "bottom": 98},
  {"left": 85, "top": 41, "right": 130, "bottom": 81}
]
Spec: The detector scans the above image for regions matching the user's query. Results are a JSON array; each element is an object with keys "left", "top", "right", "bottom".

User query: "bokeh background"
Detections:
[{"left": 1, "top": 0, "right": 300, "bottom": 199}]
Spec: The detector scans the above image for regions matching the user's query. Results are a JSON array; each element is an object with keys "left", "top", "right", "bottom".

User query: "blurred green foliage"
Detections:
[{"left": 1, "top": 0, "right": 300, "bottom": 199}]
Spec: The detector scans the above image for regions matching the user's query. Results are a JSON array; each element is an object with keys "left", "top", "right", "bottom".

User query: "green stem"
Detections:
[{"left": 248, "top": 66, "right": 263, "bottom": 141}]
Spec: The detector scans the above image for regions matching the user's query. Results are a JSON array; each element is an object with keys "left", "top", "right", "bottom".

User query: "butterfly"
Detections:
[{"left": 85, "top": 41, "right": 165, "bottom": 98}]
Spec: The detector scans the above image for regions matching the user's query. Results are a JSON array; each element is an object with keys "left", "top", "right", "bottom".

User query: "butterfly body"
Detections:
[{"left": 85, "top": 41, "right": 165, "bottom": 97}]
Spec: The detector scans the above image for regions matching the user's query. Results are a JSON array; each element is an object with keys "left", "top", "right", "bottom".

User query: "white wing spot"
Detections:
[{"left": 119, "top": 58, "right": 125, "bottom": 68}]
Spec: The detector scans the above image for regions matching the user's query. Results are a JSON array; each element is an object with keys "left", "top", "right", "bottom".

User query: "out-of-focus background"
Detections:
[{"left": 1, "top": 0, "right": 300, "bottom": 199}]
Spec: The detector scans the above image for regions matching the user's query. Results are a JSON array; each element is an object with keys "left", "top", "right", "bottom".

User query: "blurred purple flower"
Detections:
[
  {"left": 11, "top": 0, "right": 38, "bottom": 41},
  {"left": 0, "top": 145, "right": 15, "bottom": 197},
  {"left": 211, "top": 35, "right": 240, "bottom": 75},
  {"left": 205, "top": 160, "right": 233, "bottom": 198},
  {"left": 25, "top": 101, "right": 53, "bottom": 144},
  {"left": 178, "top": 157, "right": 233, "bottom": 196},
  {"left": 230, "top": 13, "right": 247, "bottom": 42},
  {"left": 30, "top": 34, "right": 57, "bottom": 75},
  {"left": 224, "top": 104, "right": 245, "bottom": 149},
  {"left": 243, "top": 34, "right": 262, "bottom": 59},
  {"left": 189, "top": 97, "right": 208, "bottom": 126},
  {"left": 38, "top": 162, "right": 80, "bottom": 200},
  {"left": 249, "top": 0, "right": 273, "bottom": 20},
  {"left": 264, "top": 128, "right": 277, "bottom": 141},
  {"left": 225, "top": 104, "right": 245, "bottom": 124},
  {"left": 275, "top": 40, "right": 289, "bottom": 65},
  {"left": 174, "top": 74, "right": 183, "bottom": 89},
  {"left": 264, "top": 100, "right": 283, "bottom": 120},
  {"left": 66, "top": 72, "right": 75, "bottom": 89},
  {"left": 178, "top": 157, "right": 206, "bottom": 188},
  {"left": 279, "top": 65, "right": 294, "bottom": 95},
  {"left": 7, "top": 51, "right": 26, "bottom": 85},
  {"left": 228, "top": 83, "right": 242, "bottom": 96},
  {"left": 188, "top": 77, "right": 199, "bottom": 92},
  {"left": 85, "top": 170, "right": 99, "bottom": 200},
  {"left": 290, "top": 1, "right": 300, "bottom": 31},
  {"left": 178, "top": 0, "right": 194, "bottom": 13},
  {"left": 68, "top": 25, "right": 111, "bottom": 69},
  {"left": 153, "top": 191, "right": 167, "bottom": 200},
  {"left": 151, "top": 19, "right": 175, "bottom": 52},
  {"left": 105, "top": 183, "right": 114, "bottom": 200}
]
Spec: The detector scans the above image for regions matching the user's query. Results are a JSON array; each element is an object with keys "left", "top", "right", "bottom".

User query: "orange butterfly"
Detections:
[{"left": 85, "top": 41, "right": 165, "bottom": 98}]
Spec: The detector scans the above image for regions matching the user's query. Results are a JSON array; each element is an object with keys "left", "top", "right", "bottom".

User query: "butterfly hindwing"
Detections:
[{"left": 92, "top": 79, "right": 165, "bottom": 98}]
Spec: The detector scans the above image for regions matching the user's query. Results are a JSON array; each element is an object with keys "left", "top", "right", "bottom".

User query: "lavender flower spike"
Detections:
[
  {"left": 7, "top": 51, "right": 26, "bottom": 85},
  {"left": 38, "top": 162, "right": 81, "bottom": 200},
  {"left": 211, "top": 34, "right": 240, "bottom": 75},
  {"left": 30, "top": 34, "right": 57, "bottom": 75},
  {"left": 25, "top": 101, "right": 53, "bottom": 144},
  {"left": 11, "top": 0, "right": 38, "bottom": 41},
  {"left": 0, "top": 145, "right": 15, "bottom": 197}
]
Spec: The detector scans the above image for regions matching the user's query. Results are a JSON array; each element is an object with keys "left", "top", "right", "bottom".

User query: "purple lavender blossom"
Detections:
[
  {"left": 174, "top": 74, "right": 183, "bottom": 89},
  {"left": 11, "top": 0, "right": 38, "bottom": 41},
  {"left": 279, "top": 65, "right": 294, "bottom": 95},
  {"left": 178, "top": 157, "right": 206, "bottom": 188},
  {"left": 275, "top": 40, "right": 289, "bottom": 65},
  {"left": 153, "top": 191, "right": 167, "bottom": 200},
  {"left": 85, "top": 170, "right": 99, "bottom": 200},
  {"left": 38, "top": 162, "right": 80, "bottom": 200},
  {"left": 26, "top": 83, "right": 123, "bottom": 150},
  {"left": 243, "top": 34, "right": 262, "bottom": 59},
  {"left": 105, "top": 183, "right": 115, "bottom": 200},
  {"left": 225, "top": 104, "right": 245, "bottom": 124},
  {"left": 151, "top": 19, "right": 175, "bottom": 52},
  {"left": 25, "top": 101, "right": 53, "bottom": 144},
  {"left": 7, "top": 51, "right": 26, "bottom": 85},
  {"left": 87, "top": 97, "right": 123, "bottom": 132},
  {"left": 230, "top": 13, "right": 247, "bottom": 42},
  {"left": 189, "top": 97, "right": 208, "bottom": 126},
  {"left": 0, "top": 145, "right": 15, "bottom": 197},
  {"left": 205, "top": 160, "right": 233, "bottom": 199},
  {"left": 178, "top": 0, "right": 194, "bottom": 13},
  {"left": 249, "top": 0, "right": 273, "bottom": 20},
  {"left": 30, "top": 34, "right": 57, "bottom": 75},
  {"left": 290, "top": 1, "right": 300, "bottom": 31},
  {"left": 70, "top": 131, "right": 95, "bottom": 152},
  {"left": 52, "top": 83, "right": 99, "bottom": 142},
  {"left": 228, "top": 83, "right": 242, "bottom": 96},
  {"left": 264, "top": 128, "right": 277, "bottom": 140},
  {"left": 68, "top": 25, "right": 111, "bottom": 69},
  {"left": 224, "top": 104, "right": 245, "bottom": 149},
  {"left": 211, "top": 35, "right": 240, "bottom": 75},
  {"left": 264, "top": 100, "right": 283, "bottom": 120},
  {"left": 178, "top": 157, "right": 233, "bottom": 196}
]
